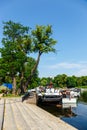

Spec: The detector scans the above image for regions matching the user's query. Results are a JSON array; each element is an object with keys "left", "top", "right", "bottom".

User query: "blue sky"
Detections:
[{"left": 0, "top": 0, "right": 87, "bottom": 77}]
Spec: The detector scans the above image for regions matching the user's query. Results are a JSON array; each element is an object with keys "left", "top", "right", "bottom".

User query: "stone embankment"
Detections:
[{"left": 0, "top": 97, "right": 77, "bottom": 130}]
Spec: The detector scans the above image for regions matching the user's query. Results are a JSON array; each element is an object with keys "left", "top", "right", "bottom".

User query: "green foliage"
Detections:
[
  {"left": 32, "top": 25, "right": 57, "bottom": 54},
  {"left": 0, "top": 86, "right": 9, "bottom": 93},
  {"left": 0, "top": 58, "right": 7, "bottom": 84},
  {"left": 1, "top": 20, "right": 32, "bottom": 75},
  {"left": 3, "top": 93, "right": 20, "bottom": 97},
  {"left": 40, "top": 77, "right": 53, "bottom": 86},
  {"left": 0, "top": 21, "right": 57, "bottom": 94},
  {"left": 67, "top": 76, "right": 76, "bottom": 88},
  {"left": 54, "top": 74, "right": 67, "bottom": 88},
  {"left": 40, "top": 78, "right": 48, "bottom": 86},
  {"left": 24, "top": 57, "right": 39, "bottom": 89},
  {"left": 80, "top": 91, "right": 87, "bottom": 102},
  {"left": 40, "top": 75, "right": 87, "bottom": 89},
  {"left": 24, "top": 25, "right": 57, "bottom": 89},
  {"left": 24, "top": 57, "right": 38, "bottom": 78},
  {"left": 77, "top": 86, "right": 87, "bottom": 88},
  {"left": 0, "top": 21, "right": 32, "bottom": 94},
  {"left": 28, "top": 78, "right": 39, "bottom": 89}
]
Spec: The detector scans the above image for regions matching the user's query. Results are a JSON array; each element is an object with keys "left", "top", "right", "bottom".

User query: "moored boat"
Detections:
[
  {"left": 36, "top": 86, "right": 62, "bottom": 104},
  {"left": 62, "top": 97, "right": 77, "bottom": 104},
  {"left": 62, "top": 103, "right": 77, "bottom": 108}
]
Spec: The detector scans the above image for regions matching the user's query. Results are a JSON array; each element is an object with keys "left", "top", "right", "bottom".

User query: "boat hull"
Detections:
[
  {"left": 62, "top": 98, "right": 77, "bottom": 104},
  {"left": 36, "top": 94, "right": 62, "bottom": 105}
]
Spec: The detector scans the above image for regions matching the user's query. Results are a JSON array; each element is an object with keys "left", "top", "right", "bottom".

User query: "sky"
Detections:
[{"left": 0, "top": 0, "right": 87, "bottom": 78}]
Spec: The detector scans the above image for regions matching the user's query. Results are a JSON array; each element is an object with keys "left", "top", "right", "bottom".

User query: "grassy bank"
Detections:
[
  {"left": 77, "top": 86, "right": 87, "bottom": 88},
  {"left": 80, "top": 91, "right": 87, "bottom": 102}
]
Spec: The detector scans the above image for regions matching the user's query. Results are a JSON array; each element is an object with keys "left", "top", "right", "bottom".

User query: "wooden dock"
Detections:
[{"left": 0, "top": 98, "right": 77, "bottom": 130}]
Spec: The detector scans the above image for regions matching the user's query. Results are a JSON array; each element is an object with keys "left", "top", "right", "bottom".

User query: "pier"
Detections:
[{"left": 0, "top": 98, "right": 77, "bottom": 130}]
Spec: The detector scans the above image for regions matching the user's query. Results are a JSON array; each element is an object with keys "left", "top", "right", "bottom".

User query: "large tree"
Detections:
[
  {"left": 67, "top": 76, "right": 76, "bottom": 88},
  {"left": 54, "top": 74, "right": 67, "bottom": 88},
  {"left": 25, "top": 25, "right": 57, "bottom": 88},
  {"left": 0, "top": 21, "right": 57, "bottom": 94},
  {"left": 0, "top": 58, "right": 8, "bottom": 85},
  {"left": 16, "top": 57, "right": 39, "bottom": 93},
  {"left": 0, "top": 21, "right": 31, "bottom": 94}
]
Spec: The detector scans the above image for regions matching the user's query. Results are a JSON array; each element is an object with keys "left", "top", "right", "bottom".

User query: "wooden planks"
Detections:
[
  {"left": 0, "top": 99, "right": 4, "bottom": 130},
  {"left": 2, "top": 98, "right": 77, "bottom": 130}
]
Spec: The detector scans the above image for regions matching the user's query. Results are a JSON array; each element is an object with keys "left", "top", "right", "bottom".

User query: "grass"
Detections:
[
  {"left": 3, "top": 93, "right": 22, "bottom": 98},
  {"left": 80, "top": 91, "right": 87, "bottom": 102},
  {"left": 77, "top": 86, "right": 87, "bottom": 88}
]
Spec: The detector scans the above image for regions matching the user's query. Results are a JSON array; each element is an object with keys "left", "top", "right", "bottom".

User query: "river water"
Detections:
[
  {"left": 62, "top": 102, "right": 87, "bottom": 130},
  {"left": 39, "top": 102, "right": 87, "bottom": 130}
]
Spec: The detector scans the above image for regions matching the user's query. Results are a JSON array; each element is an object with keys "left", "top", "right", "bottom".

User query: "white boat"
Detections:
[
  {"left": 62, "top": 97, "right": 77, "bottom": 104},
  {"left": 36, "top": 87, "right": 62, "bottom": 104},
  {"left": 70, "top": 88, "right": 81, "bottom": 97},
  {"left": 62, "top": 103, "right": 77, "bottom": 108}
]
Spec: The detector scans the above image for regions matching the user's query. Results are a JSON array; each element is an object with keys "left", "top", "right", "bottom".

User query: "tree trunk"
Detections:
[
  {"left": 20, "top": 71, "right": 25, "bottom": 94},
  {"left": 25, "top": 52, "right": 41, "bottom": 88},
  {"left": 12, "top": 76, "right": 16, "bottom": 95}
]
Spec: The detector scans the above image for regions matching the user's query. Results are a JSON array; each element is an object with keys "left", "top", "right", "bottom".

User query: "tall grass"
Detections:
[
  {"left": 77, "top": 86, "right": 87, "bottom": 88},
  {"left": 80, "top": 91, "right": 87, "bottom": 102}
]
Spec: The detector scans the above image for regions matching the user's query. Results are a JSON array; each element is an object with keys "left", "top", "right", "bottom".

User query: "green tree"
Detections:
[
  {"left": 24, "top": 57, "right": 39, "bottom": 89},
  {"left": 54, "top": 74, "right": 67, "bottom": 88},
  {"left": 81, "top": 76, "right": 87, "bottom": 86},
  {"left": 25, "top": 25, "right": 57, "bottom": 88},
  {"left": 16, "top": 57, "right": 39, "bottom": 93},
  {"left": 40, "top": 77, "right": 48, "bottom": 86},
  {"left": 0, "top": 58, "right": 7, "bottom": 85},
  {"left": 67, "top": 76, "right": 76, "bottom": 88},
  {"left": 0, "top": 21, "right": 31, "bottom": 94},
  {"left": 76, "top": 77, "right": 83, "bottom": 86},
  {"left": 0, "top": 21, "right": 57, "bottom": 94}
]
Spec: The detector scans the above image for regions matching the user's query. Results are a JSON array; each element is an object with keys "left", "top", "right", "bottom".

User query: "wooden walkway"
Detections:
[
  {"left": 0, "top": 99, "right": 4, "bottom": 130},
  {"left": 0, "top": 98, "right": 77, "bottom": 130}
]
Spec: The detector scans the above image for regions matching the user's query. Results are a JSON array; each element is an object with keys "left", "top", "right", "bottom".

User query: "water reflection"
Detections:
[
  {"left": 62, "top": 102, "right": 87, "bottom": 130},
  {"left": 38, "top": 102, "right": 77, "bottom": 118},
  {"left": 38, "top": 102, "right": 87, "bottom": 130},
  {"left": 62, "top": 103, "right": 77, "bottom": 108}
]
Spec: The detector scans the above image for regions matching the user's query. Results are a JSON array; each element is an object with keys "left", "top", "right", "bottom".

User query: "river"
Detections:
[
  {"left": 39, "top": 102, "right": 87, "bottom": 130},
  {"left": 62, "top": 102, "right": 87, "bottom": 130}
]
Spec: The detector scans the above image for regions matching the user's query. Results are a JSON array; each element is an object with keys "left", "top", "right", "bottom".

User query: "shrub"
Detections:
[
  {"left": 0, "top": 86, "right": 9, "bottom": 94},
  {"left": 81, "top": 91, "right": 87, "bottom": 102}
]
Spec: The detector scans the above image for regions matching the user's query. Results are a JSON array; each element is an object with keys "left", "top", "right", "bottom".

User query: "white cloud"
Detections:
[
  {"left": 49, "top": 62, "right": 87, "bottom": 76},
  {"left": 39, "top": 61, "right": 87, "bottom": 77},
  {"left": 75, "top": 69, "right": 87, "bottom": 76},
  {"left": 48, "top": 62, "right": 84, "bottom": 69}
]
